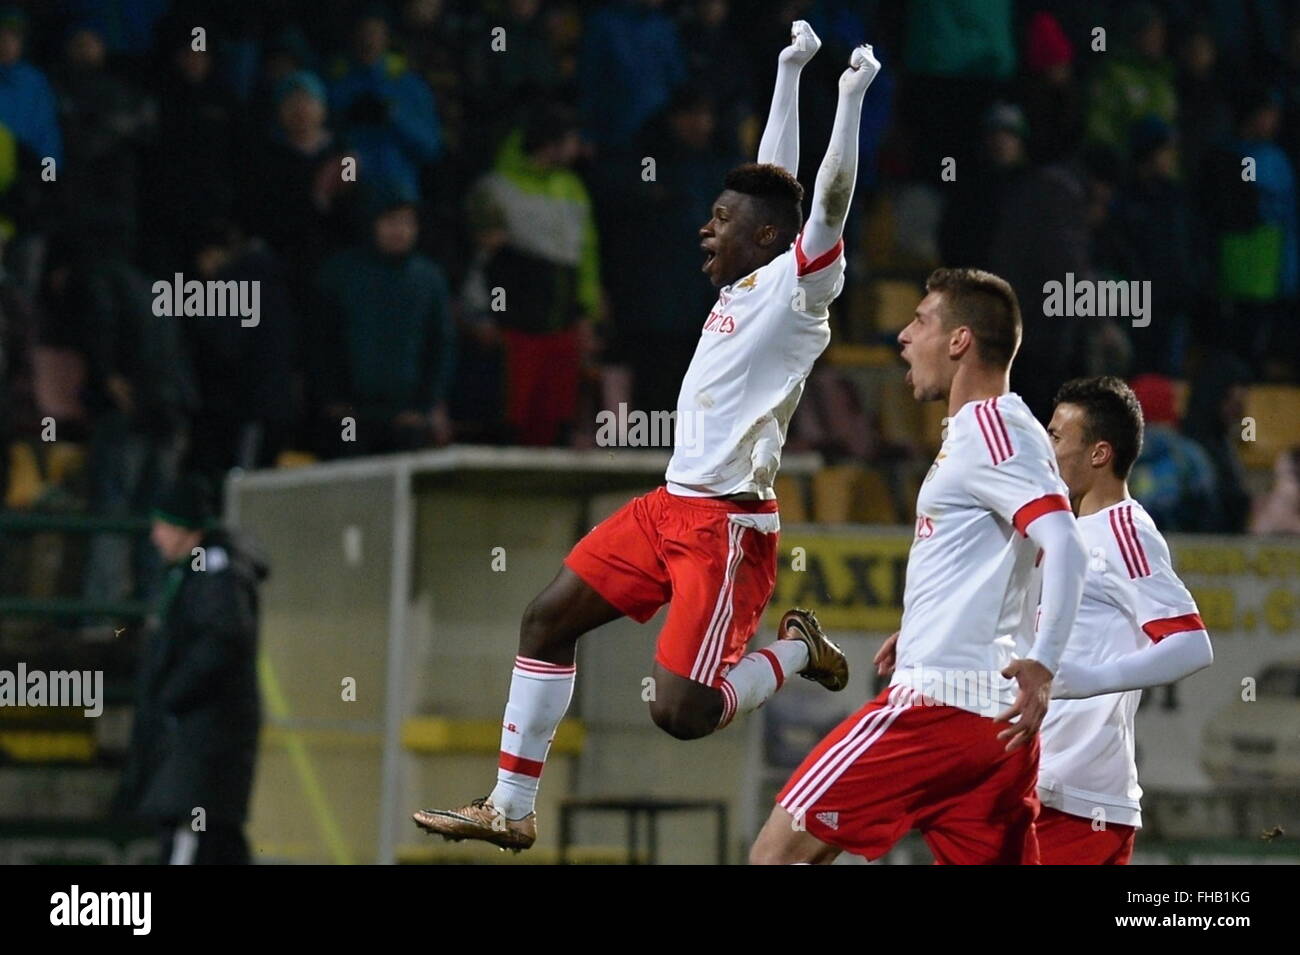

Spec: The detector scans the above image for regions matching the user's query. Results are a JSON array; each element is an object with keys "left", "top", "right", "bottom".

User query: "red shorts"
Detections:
[
  {"left": 777, "top": 685, "right": 1041, "bottom": 864},
  {"left": 1035, "top": 806, "right": 1136, "bottom": 865},
  {"left": 564, "top": 486, "right": 779, "bottom": 686}
]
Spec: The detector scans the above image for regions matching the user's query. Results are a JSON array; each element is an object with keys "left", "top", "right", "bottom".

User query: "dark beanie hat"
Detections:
[{"left": 153, "top": 474, "right": 215, "bottom": 529}]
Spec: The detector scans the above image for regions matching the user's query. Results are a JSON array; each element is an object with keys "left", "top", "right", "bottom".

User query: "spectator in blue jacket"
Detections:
[
  {"left": 328, "top": 8, "right": 442, "bottom": 200},
  {"left": 578, "top": 0, "right": 685, "bottom": 151},
  {"left": 0, "top": 7, "right": 63, "bottom": 167}
]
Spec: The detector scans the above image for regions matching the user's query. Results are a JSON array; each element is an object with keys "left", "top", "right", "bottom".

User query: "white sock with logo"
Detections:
[
  {"left": 489, "top": 656, "right": 575, "bottom": 819},
  {"left": 718, "top": 641, "right": 808, "bottom": 727}
]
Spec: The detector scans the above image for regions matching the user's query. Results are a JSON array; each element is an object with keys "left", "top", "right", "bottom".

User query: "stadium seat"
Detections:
[
  {"left": 275, "top": 449, "right": 319, "bottom": 469},
  {"left": 1241, "top": 385, "right": 1300, "bottom": 470},
  {"left": 773, "top": 473, "right": 808, "bottom": 523},
  {"left": 5, "top": 442, "right": 42, "bottom": 509},
  {"left": 811, "top": 464, "right": 899, "bottom": 524},
  {"left": 870, "top": 279, "right": 923, "bottom": 334}
]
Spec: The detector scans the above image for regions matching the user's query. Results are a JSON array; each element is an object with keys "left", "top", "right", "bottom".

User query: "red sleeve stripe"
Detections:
[
  {"left": 1142, "top": 613, "right": 1205, "bottom": 643},
  {"left": 1109, "top": 505, "right": 1151, "bottom": 578},
  {"left": 1123, "top": 504, "right": 1151, "bottom": 576},
  {"left": 794, "top": 232, "right": 844, "bottom": 276},
  {"left": 990, "top": 396, "right": 1014, "bottom": 457},
  {"left": 1012, "top": 494, "right": 1071, "bottom": 536},
  {"left": 974, "top": 401, "right": 1011, "bottom": 464},
  {"left": 1108, "top": 508, "right": 1138, "bottom": 578}
]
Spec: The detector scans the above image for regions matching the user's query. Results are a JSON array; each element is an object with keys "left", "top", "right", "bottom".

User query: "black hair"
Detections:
[
  {"left": 723, "top": 162, "right": 803, "bottom": 243},
  {"left": 1054, "top": 376, "right": 1145, "bottom": 479},
  {"left": 523, "top": 103, "right": 579, "bottom": 154}
]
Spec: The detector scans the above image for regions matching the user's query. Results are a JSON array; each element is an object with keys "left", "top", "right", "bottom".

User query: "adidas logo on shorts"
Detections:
[{"left": 815, "top": 811, "right": 839, "bottom": 830}]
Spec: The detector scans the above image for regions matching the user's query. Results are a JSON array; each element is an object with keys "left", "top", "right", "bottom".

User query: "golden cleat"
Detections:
[
  {"left": 779, "top": 607, "right": 849, "bottom": 691},
  {"left": 412, "top": 796, "right": 537, "bottom": 851}
]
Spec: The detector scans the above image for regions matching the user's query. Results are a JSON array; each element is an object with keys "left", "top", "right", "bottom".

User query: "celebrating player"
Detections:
[
  {"left": 752, "top": 268, "right": 1089, "bottom": 865},
  {"left": 1035, "top": 376, "right": 1214, "bottom": 864},
  {"left": 413, "top": 24, "right": 883, "bottom": 850}
]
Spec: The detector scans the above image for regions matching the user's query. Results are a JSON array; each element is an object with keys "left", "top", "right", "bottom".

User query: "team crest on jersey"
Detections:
[
  {"left": 923, "top": 451, "right": 946, "bottom": 483},
  {"left": 736, "top": 272, "right": 758, "bottom": 290},
  {"left": 815, "top": 811, "right": 839, "bottom": 830}
]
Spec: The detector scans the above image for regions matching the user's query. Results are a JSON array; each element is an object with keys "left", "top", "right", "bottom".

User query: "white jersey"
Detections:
[
  {"left": 1037, "top": 501, "right": 1203, "bottom": 828},
  {"left": 890, "top": 393, "right": 1071, "bottom": 717},
  {"left": 665, "top": 233, "right": 845, "bottom": 499}
]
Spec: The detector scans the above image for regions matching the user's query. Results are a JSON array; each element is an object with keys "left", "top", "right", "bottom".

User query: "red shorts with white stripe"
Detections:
[
  {"left": 777, "top": 685, "right": 1041, "bottom": 864},
  {"left": 563, "top": 486, "right": 779, "bottom": 686},
  {"left": 1035, "top": 806, "right": 1136, "bottom": 865}
]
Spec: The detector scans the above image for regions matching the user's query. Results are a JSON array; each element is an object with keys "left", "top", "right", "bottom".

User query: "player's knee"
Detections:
[
  {"left": 749, "top": 815, "right": 804, "bottom": 865},
  {"left": 749, "top": 840, "right": 781, "bottom": 866},
  {"left": 519, "top": 593, "right": 569, "bottom": 656},
  {"left": 648, "top": 698, "right": 715, "bottom": 740}
]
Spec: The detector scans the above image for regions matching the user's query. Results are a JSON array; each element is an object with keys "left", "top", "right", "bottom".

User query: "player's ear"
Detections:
[
  {"left": 948, "top": 325, "right": 974, "bottom": 360},
  {"left": 1091, "top": 441, "right": 1113, "bottom": 471},
  {"left": 755, "top": 223, "right": 778, "bottom": 248}
]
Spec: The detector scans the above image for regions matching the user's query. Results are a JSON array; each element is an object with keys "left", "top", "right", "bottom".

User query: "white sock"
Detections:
[
  {"left": 489, "top": 656, "right": 575, "bottom": 819},
  {"left": 718, "top": 640, "right": 808, "bottom": 728}
]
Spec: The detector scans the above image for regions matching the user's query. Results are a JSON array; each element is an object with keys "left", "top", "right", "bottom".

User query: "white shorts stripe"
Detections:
[
  {"left": 781, "top": 698, "right": 896, "bottom": 811},
  {"left": 781, "top": 686, "right": 915, "bottom": 813},
  {"left": 690, "top": 521, "right": 746, "bottom": 683}
]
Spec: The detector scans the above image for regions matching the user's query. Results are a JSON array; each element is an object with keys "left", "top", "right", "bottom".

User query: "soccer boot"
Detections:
[
  {"left": 779, "top": 607, "right": 849, "bottom": 691},
  {"left": 412, "top": 796, "right": 536, "bottom": 852}
]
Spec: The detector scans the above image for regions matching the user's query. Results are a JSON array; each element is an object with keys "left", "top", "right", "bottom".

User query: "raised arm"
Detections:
[
  {"left": 1053, "top": 628, "right": 1213, "bottom": 699},
  {"left": 757, "top": 20, "right": 821, "bottom": 175},
  {"left": 800, "top": 44, "right": 881, "bottom": 260}
]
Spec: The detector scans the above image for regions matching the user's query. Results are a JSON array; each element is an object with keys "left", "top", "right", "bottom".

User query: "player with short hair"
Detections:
[
  {"left": 414, "top": 23, "right": 883, "bottom": 851},
  {"left": 752, "top": 267, "right": 1089, "bottom": 865},
  {"left": 1037, "top": 376, "right": 1213, "bottom": 864}
]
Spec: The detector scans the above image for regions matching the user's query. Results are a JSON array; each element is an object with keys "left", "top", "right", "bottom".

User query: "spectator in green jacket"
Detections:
[
  {"left": 463, "top": 104, "right": 603, "bottom": 447},
  {"left": 1086, "top": 4, "right": 1178, "bottom": 162}
]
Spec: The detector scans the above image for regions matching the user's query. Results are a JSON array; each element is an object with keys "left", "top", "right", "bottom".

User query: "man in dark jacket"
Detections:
[{"left": 115, "top": 475, "right": 266, "bottom": 864}]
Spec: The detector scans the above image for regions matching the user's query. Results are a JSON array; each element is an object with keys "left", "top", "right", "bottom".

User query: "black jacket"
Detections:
[{"left": 116, "top": 530, "right": 267, "bottom": 826}]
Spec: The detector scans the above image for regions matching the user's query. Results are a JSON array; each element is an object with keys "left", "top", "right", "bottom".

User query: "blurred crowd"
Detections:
[{"left": 1, "top": 0, "right": 1299, "bottom": 551}]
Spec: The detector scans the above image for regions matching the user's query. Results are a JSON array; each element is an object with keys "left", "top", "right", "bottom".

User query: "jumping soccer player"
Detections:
[
  {"left": 414, "top": 24, "right": 883, "bottom": 850},
  {"left": 752, "top": 268, "right": 1089, "bottom": 865},
  {"left": 1035, "top": 377, "right": 1213, "bottom": 864}
]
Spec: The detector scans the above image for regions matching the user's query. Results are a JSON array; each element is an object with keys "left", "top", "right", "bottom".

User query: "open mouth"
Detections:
[{"left": 701, "top": 244, "right": 716, "bottom": 273}]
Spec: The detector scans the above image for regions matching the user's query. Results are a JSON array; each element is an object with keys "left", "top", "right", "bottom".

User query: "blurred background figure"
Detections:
[
  {"left": 310, "top": 181, "right": 454, "bottom": 457},
  {"left": 463, "top": 104, "right": 601, "bottom": 447},
  {"left": 181, "top": 219, "right": 298, "bottom": 496},
  {"left": 0, "top": 7, "right": 62, "bottom": 167},
  {"left": 74, "top": 225, "right": 196, "bottom": 619},
  {"left": 578, "top": 0, "right": 685, "bottom": 153},
  {"left": 1183, "top": 356, "right": 1253, "bottom": 533},
  {"left": 1086, "top": 3, "right": 1176, "bottom": 163},
  {"left": 51, "top": 18, "right": 152, "bottom": 256},
  {"left": 238, "top": 69, "right": 350, "bottom": 315},
  {"left": 1128, "top": 372, "right": 1221, "bottom": 533},
  {"left": 115, "top": 474, "right": 265, "bottom": 865},
  {"left": 1016, "top": 10, "right": 1083, "bottom": 165},
  {"left": 1250, "top": 447, "right": 1300, "bottom": 535},
  {"left": 598, "top": 86, "right": 733, "bottom": 417},
  {"left": 328, "top": 5, "right": 442, "bottom": 201}
]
